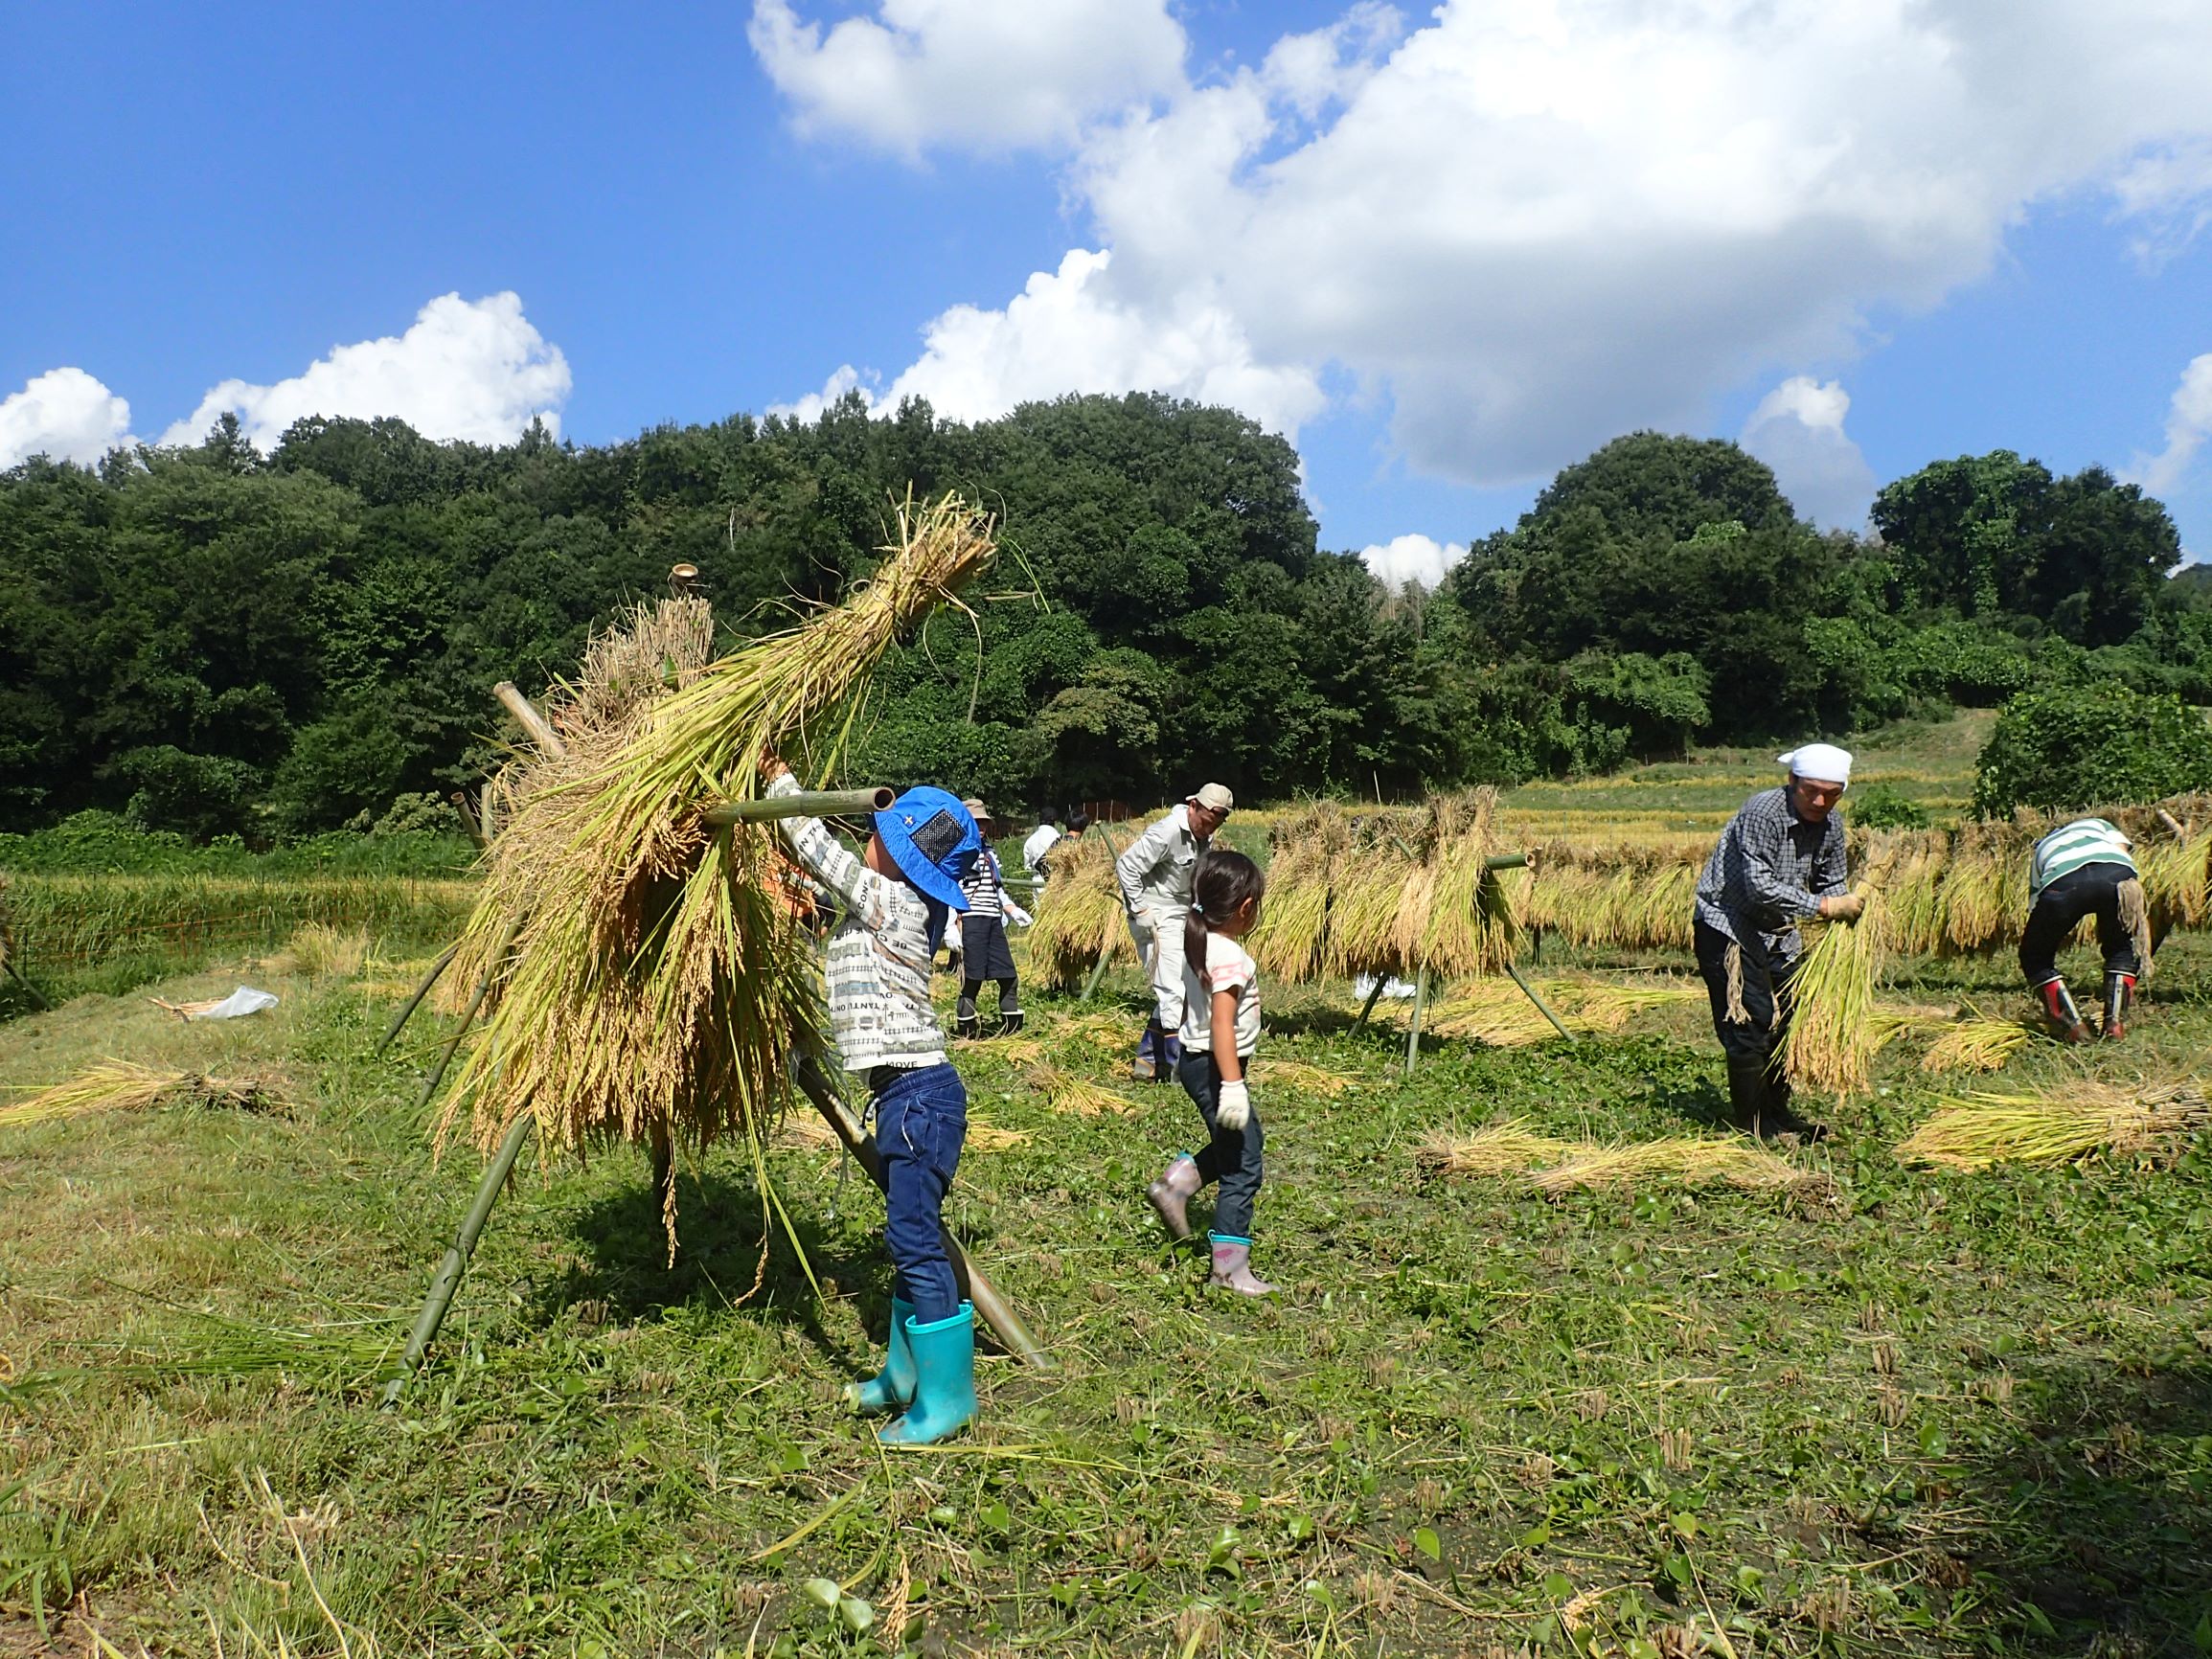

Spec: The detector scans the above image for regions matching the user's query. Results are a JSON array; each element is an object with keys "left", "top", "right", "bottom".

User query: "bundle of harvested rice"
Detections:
[
  {"left": 1324, "top": 824, "right": 1420, "bottom": 981},
  {"left": 432, "top": 493, "right": 997, "bottom": 1250},
  {"left": 1022, "top": 1059, "right": 1138, "bottom": 1117},
  {"left": 1896, "top": 1082, "right": 2209, "bottom": 1170},
  {"left": 1780, "top": 838, "right": 1900, "bottom": 1099},
  {"left": 1025, "top": 832, "right": 1131, "bottom": 989},
  {"left": 1919, "top": 1017, "right": 2041, "bottom": 1075},
  {"left": 1526, "top": 1138, "right": 1818, "bottom": 1195},
  {"left": 1418, "top": 1121, "right": 1820, "bottom": 1193},
  {"left": 1416, "top": 787, "right": 1518, "bottom": 978},
  {"left": 1251, "top": 1057, "right": 1357, "bottom": 1097},
  {"left": 1866, "top": 1001, "right": 1957, "bottom": 1052},
  {"left": 1881, "top": 832, "right": 1950, "bottom": 959},
  {"left": 1247, "top": 803, "right": 1345, "bottom": 982},
  {"left": 1935, "top": 822, "right": 2023, "bottom": 957},
  {"left": 1, "top": 1061, "right": 288, "bottom": 1128}
]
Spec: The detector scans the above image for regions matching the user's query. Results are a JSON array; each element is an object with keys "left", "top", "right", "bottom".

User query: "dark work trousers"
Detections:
[
  {"left": 1175, "top": 1050, "right": 1264, "bottom": 1239},
  {"left": 2018, "top": 862, "right": 2139, "bottom": 989},
  {"left": 869, "top": 1062, "right": 968, "bottom": 1323},
  {"left": 1694, "top": 919, "right": 1800, "bottom": 1067}
]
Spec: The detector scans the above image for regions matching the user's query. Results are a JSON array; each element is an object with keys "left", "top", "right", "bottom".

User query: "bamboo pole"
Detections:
[
  {"left": 493, "top": 681, "right": 567, "bottom": 760},
  {"left": 3, "top": 960, "right": 51, "bottom": 1011},
  {"left": 1502, "top": 960, "right": 1577, "bottom": 1044},
  {"left": 381, "top": 1109, "right": 534, "bottom": 1408},
  {"left": 1350, "top": 974, "right": 1389, "bottom": 1034},
  {"left": 450, "top": 790, "right": 487, "bottom": 849},
  {"left": 792, "top": 1056, "right": 1055, "bottom": 1374},
  {"left": 415, "top": 915, "right": 521, "bottom": 1113},
  {"left": 1402, "top": 966, "right": 1429, "bottom": 1078},
  {"left": 701, "top": 788, "right": 893, "bottom": 828},
  {"left": 1081, "top": 826, "right": 1128, "bottom": 1003},
  {"left": 377, "top": 942, "right": 461, "bottom": 1057}
]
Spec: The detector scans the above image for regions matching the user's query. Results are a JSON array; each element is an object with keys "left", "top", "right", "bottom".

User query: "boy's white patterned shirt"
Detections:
[{"left": 769, "top": 773, "right": 947, "bottom": 1074}]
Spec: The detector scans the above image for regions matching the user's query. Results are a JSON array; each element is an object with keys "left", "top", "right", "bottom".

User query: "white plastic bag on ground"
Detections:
[{"left": 190, "top": 986, "right": 280, "bottom": 1020}]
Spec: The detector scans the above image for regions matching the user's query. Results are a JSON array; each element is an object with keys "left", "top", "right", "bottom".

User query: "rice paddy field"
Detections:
[{"left": 7, "top": 713, "right": 2212, "bottom": 1657}]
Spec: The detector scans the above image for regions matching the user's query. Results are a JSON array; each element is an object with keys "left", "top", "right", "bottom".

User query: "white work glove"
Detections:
[{"left": 1215, "top": 1078, "right": 1251, "bottom": 1131}]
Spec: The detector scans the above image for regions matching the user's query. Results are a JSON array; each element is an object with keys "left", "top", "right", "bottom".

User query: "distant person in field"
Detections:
[
  {"left": 1692, "top": 744, "right": 1860, "bottom": 1141},
  {"left": 1145, "top": 848, "right": 1275, "bottom": 1295},
  {"left": 1023, "top": 807, "right": 1089, "bottom": 881},
  {"left": 1116, "top": 784, "right": 1234, "bottom": 1081},
  {"left": 954, "top": 799, "right": 1033, "bottom": 1039},
  {"left": 2019, "top": 817, "right": 2148, "bottom": 1042}
]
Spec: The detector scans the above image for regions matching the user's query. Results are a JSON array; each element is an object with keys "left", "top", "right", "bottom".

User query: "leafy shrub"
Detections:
[
  {"left": 1845, "top": 782, "right": 1930, "bottom": 830},
  {"left": 1973, "top": 682, "right": 2212, "bottom": 815}
]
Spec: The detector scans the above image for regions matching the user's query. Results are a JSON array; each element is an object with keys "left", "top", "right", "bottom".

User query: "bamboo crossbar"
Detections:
[{"left": 701, "top": 788, "right": 894, "bottom": 827}]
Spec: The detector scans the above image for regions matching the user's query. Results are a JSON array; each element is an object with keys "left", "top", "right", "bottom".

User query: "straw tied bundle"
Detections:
[{"left": 431, "top": 493, "right": 998, "bottom": 1245}]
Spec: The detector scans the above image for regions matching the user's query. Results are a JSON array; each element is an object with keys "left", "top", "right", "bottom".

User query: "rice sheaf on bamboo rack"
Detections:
[
  {"left": 430, "top": 493, "right": 999, "bottom": 1242},
  {"left": 1030, "top": 792, "right": 1519, "bottom": 989}
]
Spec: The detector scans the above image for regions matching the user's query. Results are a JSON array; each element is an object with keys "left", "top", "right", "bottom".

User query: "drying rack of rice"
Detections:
[
  {"left": 1516, "top": 841, "right": 1709, "bottom": 953},
  {"left": 425, "top": 492, "right": 999, "bottom": 1249},
  {"left": 1896, "top": 1081, "right": 2210, "bottom": 1170},
  {"left": 1035, "top": 789, "right": 1520, "bottom": 991},
  {"left": 1418, "top": 1119, "right": 1825, "bottom": 1195}
]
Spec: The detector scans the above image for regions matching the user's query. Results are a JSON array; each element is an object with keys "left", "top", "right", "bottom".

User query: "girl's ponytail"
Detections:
[{"left": 1185, "top": 849, "right": 1266, "bottom": 970}]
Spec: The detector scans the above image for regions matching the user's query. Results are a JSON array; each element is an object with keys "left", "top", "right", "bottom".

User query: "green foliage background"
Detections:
[{"left": 2, "top": 398, "right": 2207, "bottom": 838}]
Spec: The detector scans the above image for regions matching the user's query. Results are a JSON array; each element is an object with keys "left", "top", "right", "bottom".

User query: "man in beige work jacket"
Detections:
[{"left": 1116, "top": 783, "right": 1233, "bottom": 1080}]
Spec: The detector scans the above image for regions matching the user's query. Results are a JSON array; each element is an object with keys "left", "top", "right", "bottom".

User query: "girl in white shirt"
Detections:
[{"left": 1143, "top": 849, "right": 1274, "bottom": 1296}]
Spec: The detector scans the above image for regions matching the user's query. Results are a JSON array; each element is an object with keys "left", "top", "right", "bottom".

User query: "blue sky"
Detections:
[{"left": 5, "top": 1, "right": 2210, "bottom": 581}]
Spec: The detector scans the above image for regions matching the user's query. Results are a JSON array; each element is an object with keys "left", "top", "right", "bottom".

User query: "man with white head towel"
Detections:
[{"left": 1691, "top": 744, "right": 1860, "bottom": 1141}]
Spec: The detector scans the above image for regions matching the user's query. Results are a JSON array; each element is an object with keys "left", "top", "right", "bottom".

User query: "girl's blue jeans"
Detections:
[
  {"left": 869, "top": 1062, "right": 968, "bottom": 1323},
  {"left": 1175, "top": 1051, "right": 1264, "bottom": 1239}
]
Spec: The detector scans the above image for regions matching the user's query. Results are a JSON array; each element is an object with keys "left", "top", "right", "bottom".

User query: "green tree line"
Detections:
[{"left": 2, "top": 395, "right": 2206, "bottom": 839}]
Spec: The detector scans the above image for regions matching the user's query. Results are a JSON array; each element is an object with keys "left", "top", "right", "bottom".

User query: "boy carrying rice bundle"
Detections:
[{"left": 1690, "top": 744, "right": 1861, "bottom": 1141}]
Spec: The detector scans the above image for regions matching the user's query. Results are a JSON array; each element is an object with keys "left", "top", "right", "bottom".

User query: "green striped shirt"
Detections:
[{"left": 2028, "top": 818, "right": 2135, "bottom": 898}]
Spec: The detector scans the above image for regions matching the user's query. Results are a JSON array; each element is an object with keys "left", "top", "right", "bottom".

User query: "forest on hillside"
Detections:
[{"left": 1, "top": 391, "right": 2206, "bottom": 841}]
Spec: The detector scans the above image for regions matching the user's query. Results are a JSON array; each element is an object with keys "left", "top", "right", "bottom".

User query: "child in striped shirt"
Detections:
[{"left": 763, "top": 759, "right": 985, "bottom": 1445}]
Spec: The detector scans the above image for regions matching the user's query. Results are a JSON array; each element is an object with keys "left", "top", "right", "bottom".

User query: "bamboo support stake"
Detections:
[
  {"left": 3, "top": 960, "right": 51, "bottom": 1011},
  {"left": 1350, "top": 975, "right": 1389, "bottom": 1034},
  {"left": 377, "top": 942, "right": 461, "bottom": 1057},
  {"left": 493, "top": 681, "right": 567, "bottom": 761},
  {"left": 415, "top": 915, "right": 522, "bottom": 1113},
  {"left": 449, "top": 791, "right": 487, "bottom": 849},
  {"left": 1402, "top": 966, "right": 1429, "bottom": 1078},
  {"left": 381, "top": 1109, "right": 534, "bottom": 1408},
  {"left": 1503, "top": 960, "right": 1578, "bottom": 1044},
  {"left": 792, "top": 1056, "right": 1055, "bottom": 1374},
  {"left": 1081, "top": 825, "right": 1129, "bottom": 1004}
]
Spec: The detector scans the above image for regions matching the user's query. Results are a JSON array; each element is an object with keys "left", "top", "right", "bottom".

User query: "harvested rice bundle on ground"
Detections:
[
  {"left": 1566, "top": 980, "right": 1706, "bottom": 1032},
  {"left": 1026, "top": 832, "right": 1130, "bottom": 989},
  {"left": 1023, "top": 1059, "right": 1138, "bottom": 1117},
  {"left": 1866, "top": 1001, "right": 1957, "bottom": 1051},
  {"left": 1251, "top": 1057, "right": 1357, "bottom": 1097},
  {"left": 1247, "top": 803, "right": 1348, "bottom": 982},
  {"left": 1780, "top": 838, "right": 1900, "bottom": 1100},
  {"left": 1, "top": 1061, "right": 289, "bottom": 1129},
  {"left": 1526, "top": 1138, "right": 1819, "bottom": 1195},
  {"left": 1419, "top": 1121, "right": 1821, "bottom": 1194},
  {"left": 1897, "top": 1082, "right": 2209, "bottom": 1170},
  {"left": 1416, "top": 1119, "right": 1576, "bottom": 1176},
  {"left": 1920, "top": 1017, "right": 2041, "bottom": 1074},
  {"left": 1417, "top": 787, "right": 1518, "bottom": 978},
  {"left": 432, "top": 493, "right": 997, "bottom": 1250}
]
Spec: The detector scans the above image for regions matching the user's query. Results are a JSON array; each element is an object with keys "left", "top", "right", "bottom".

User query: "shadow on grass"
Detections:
[
  {"left": 1954, "top": 1355, "right": 2212, "bottom": 1651},
  {"left": 529, "top": 1165, "right": 884, "bottom": 1368}
]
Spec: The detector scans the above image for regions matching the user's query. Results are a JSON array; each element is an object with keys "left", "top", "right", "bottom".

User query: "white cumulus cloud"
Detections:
[
  {"left": 2131, "top": 352, "right": 2212, "bottom": 496},
  {"left": 160, "top": 292, "right": 571, "bottom": 453},
  {"left": 1359, "top": 533, "right": 1467, "bottom": 589},
  {"left": 1740, "top": 375, "right": 1876, "bottom": 528},
  {"left": 761, "top": 0, "right": 2212, "bottom": 491},
  {"left": 748, "top": 0, "right": 1187, "bottom": 158},
  {"left": 0, "top": 368, "right": 135, "bottom": 468}
]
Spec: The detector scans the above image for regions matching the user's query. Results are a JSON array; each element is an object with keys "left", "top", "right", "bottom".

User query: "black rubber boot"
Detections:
[
  {"left": 1724, "top": 1055, "right": 1767, "bottom": 1133},
  {"left": 1758, "top": 1070, "right": 1828, "bottom": 1143},
  {"left": 955, "top": 997, "right": 981, "bottom": 1041},
  {"left": 2101, "top": 971, "right": 2135, "bottom": 1040},
  {"left": 997, "top": 1009, "right": 1024, "bottom": 1037}
]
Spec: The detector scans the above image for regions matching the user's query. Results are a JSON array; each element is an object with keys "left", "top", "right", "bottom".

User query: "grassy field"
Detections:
[{"left": 7, "top": 724, "right": 2212, "bottom": 1657}]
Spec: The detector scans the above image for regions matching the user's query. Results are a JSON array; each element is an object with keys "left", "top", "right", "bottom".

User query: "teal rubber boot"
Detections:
[
  {"left": 844, "top": 1296, "right": 916, "bottom": 1416},
  {"left": 878, "top": 1302, "right": 977, "bottom": 1447}
]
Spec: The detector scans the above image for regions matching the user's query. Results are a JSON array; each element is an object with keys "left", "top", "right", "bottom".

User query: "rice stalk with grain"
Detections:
[{"left": 1896, "top": 1082, "right": 2209, "bottom": 1170}]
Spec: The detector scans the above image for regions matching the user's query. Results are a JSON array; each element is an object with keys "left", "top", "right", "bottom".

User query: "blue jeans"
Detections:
[
  {"left": 871, "top": 1063, "right": 968, "bottom": 1323},
  {"left": 1176, "top": 1052, "right": 1263, "bottom": 1239}
]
